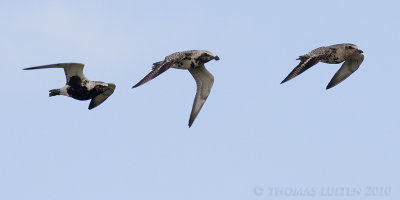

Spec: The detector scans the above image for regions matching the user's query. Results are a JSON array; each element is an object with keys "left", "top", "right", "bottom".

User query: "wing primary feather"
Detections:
[
  {"left": 23, "top": 63, "right": 86, "bottom": 83},
  {"left": 326, "top": 54, "right": 364, "bottom": 89},
  {"left": 132, "top": 61, "right": 175, "bottom": 88},
  {"left": 88, "top": 83, "right": 116, "bottom": 110},
  {"left": 281, "top": 56, "right": 322, "bottom": 84},
  {"left": 188, "top": 65, "right": 214, "bottom": 127}
]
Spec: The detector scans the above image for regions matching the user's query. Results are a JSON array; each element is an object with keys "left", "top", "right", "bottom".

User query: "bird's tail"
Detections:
[{"left": 49, "top": 89, "right": 60, "bottom": 97}]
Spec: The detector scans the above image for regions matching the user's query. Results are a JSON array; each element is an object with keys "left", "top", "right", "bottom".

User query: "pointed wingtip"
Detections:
[
  {"left": 326, "top": 83, "right": 334, "bottom": 90},
  {"left": 326, "top": 80, "right": 337, "bottom": 90},
  {"left": 132, "top": 80, "right": 146, "bottom": 89},
  {"left": 188, "top": 119, "right": 194, "bottom": 128},
  {"left": 281, "top": 77, "right": 289, "bottom": 84},
  {"left": 88, "top": 103, "right": 96, "bottom": 110}
]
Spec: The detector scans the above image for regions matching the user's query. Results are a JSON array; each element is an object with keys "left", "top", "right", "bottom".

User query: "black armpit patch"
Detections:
[{"left": 68, "top": 76, "right": 83, "bottom": 87}]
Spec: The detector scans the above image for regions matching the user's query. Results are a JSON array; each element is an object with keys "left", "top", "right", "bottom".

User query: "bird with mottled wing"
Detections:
[
  {"left": 281, "top": 43, "right": 364, "bottom": 89},
  {"left": 132, "top": 50, "right": 219, "bottom": 127}
]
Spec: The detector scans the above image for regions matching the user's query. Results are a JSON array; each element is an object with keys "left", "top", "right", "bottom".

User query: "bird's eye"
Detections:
[{"left": 348, "top": 46, "right": 354, "bottom": 49}]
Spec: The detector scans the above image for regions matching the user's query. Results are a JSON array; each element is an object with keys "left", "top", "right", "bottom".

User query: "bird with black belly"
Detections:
[{"left": 24, "top": 63, "right": 116, "bottom": 110}]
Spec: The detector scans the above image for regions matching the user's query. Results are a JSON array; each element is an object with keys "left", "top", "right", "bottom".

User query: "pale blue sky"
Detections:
[{"left": 1, "top": 0, "right": 399, "bottom": 199}]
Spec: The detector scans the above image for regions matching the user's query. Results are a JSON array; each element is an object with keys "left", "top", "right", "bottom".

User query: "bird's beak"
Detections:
[
  {"left": 358, "top": 49, "right": 363, "bottom": 53},
  {"left": 214, "top": 56, "right": 220, "bottom": 61}
]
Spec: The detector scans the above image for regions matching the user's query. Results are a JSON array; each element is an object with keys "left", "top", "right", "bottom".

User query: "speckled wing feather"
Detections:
[
  {"left": 23, "top": 63, "right": 87, "bottom": 84},
  {"left": 132, "top": 53, "right": 187, "bottom": 88},
  {"left": 188, "top": 65, "right": 214, "bottom": 127},
  {"left": 152, "top": 61, "right": 163, "bottom": 70},
  {"left": 326, "top": 53, "right": 364, "bottom": 89},
  {"left": 281, "top": 55, "right": 325, "bottom": 84},
  {"left": 88, "top": 83, "right": 116, "bottom": 110}
]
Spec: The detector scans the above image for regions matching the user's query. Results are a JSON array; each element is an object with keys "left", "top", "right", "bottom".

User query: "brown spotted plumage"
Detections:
[
  {"left": 132, "top": 50, "right": 219, "bottom": 127},
  {"left": 281, "top": 43, "right": 364, "bottom": 89}
]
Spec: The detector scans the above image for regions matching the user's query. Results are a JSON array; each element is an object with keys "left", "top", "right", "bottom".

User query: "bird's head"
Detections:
[
  {"left": 345, "top": 43, "right": 363, "bottom": 54},
  {"left": 196, "top": 51, "right": 220, "bottom": 64}
]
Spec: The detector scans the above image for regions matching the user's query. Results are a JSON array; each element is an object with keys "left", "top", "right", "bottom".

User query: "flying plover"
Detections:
[
  {"left": 24, "top": 63, "right": 116, "bottom": 110},
  {"left": 281, "top": 43, "right": 364, "bottom": 89},
  {"left": 132, "top": 50, "right": 219, "bottom": 127}
]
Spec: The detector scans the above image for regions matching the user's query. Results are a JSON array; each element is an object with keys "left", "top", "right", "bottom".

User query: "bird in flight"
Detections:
[
  {"left": 132, "top": 50, "right": 220, "bottom": 127},
  {"left": 281, "top": 43, "right": 364, "bottom": 89},
  {"left": 24, "top": 63, "right": 116, "bottom": 110}
]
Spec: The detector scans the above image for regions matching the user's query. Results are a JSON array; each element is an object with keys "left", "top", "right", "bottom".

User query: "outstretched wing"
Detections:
[
  {"left": 131, "top": 61, "right": 175, "bottom": 88},
  {"left": 152, "top": 61, "right": 164, "bottom": 70},
  {"left": 188, "top": 65, "right": 214, "bottom": 127},
  {"left": 23, "top": 63, "right": 87, "bottom": 83},
  {"left": 281, "top": 55, "right": 325, "bottom": 84},
  {"left": 88, "top": 83, "right": 116, "bottom": 110},
  {"left": 132, "top": 52, "right": 191, "bottom": 88},
  {"left": 326, "top": 53, "right": 364, "bottom": 89}
]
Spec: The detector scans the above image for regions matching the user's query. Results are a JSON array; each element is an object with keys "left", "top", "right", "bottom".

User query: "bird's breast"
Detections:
[
  {"left": 321, "top": 54, "right": 345, "bottom": 64},
  {"left": 67, "top": 85, "right": 92, "bottom": 100},
  {"left": 172, "top": 59, "right": 196, "bottom": 70}
]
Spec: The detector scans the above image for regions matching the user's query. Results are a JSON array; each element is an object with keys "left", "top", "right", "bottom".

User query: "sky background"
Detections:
[{"left": 1, "top": 0, "right": 399, "bottom": 199}]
